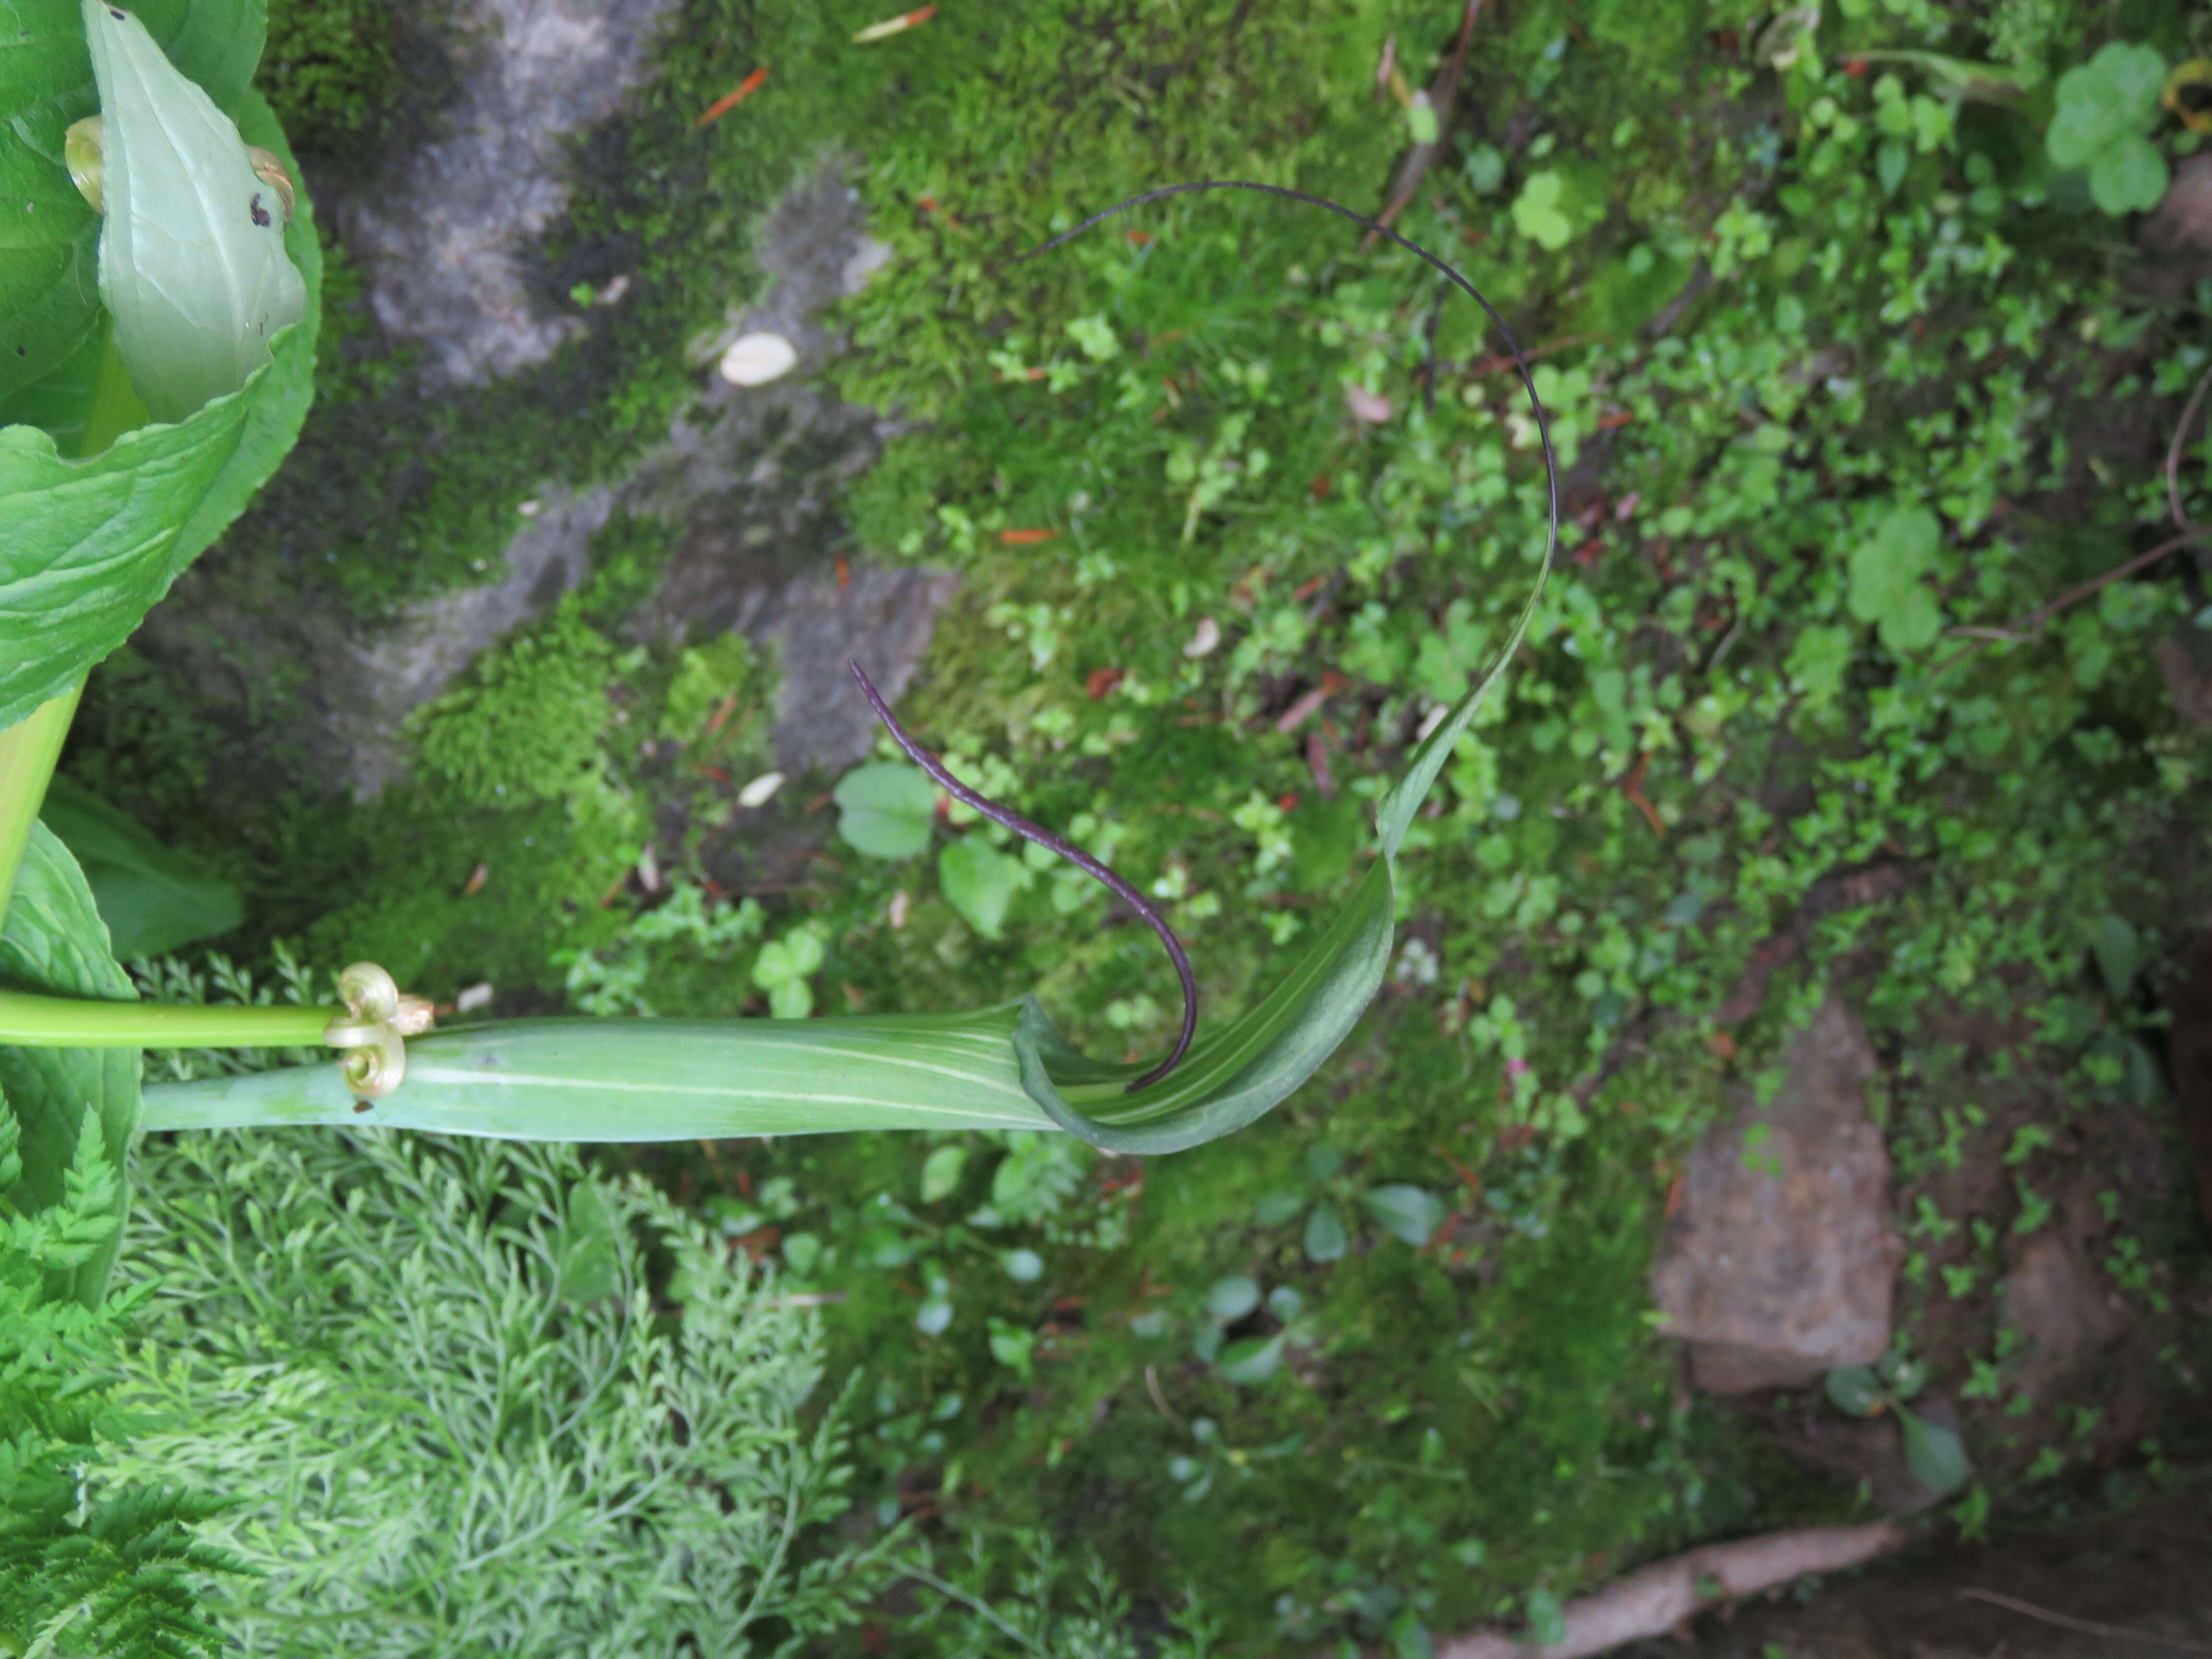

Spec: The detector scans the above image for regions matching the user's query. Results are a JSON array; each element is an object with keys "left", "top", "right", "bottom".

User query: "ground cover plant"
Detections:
[{"left": 7, "top": 0, "right": 2212, "bottom": 1654}]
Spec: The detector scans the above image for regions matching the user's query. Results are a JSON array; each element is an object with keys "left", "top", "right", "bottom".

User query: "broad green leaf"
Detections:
[
  {"left": 0, "top": 84, "right": 320, "bottom": 731},
  {"left": 1898, "top": 1407, "right": 1969, "bottom": 1494},
  {"left": 39, "top": 773, "right": 240, "bottom": 956},
  {"left": 0, "top": 0, "right": 266, "bottom": 403},
  {"left": 939, "top": 835, "right": 1026, "bottom": 938},
  {"left": 1847, "top": 505, "right": 1942, "bottom": 655},
  {"left": 1363, "top": 1183, "right": 1443, "bottom": 1247},
  {"left": 919, "top": 1142, "right": 967, "bottom": 1202},
  {"left": 1303, "top": 1203, "right": 1348, "bottom": 1263},
  {"left": 0, "top": 820, "right": 139, "bottom": 1307},
  {"left": 1218, "top": 1333, "right": 1284, "bottom": 1384},
  {"left": 833, "top": 761, "right": 938, "bottom": 859},
  {"left": 0, "top": 316, "right": 108, "bottom": 453},
  {"left": 1824, "top": 1364, "right": 1886, "bottom": 1417},
  {"left": 86, "top": 0, "right": 306, "bottom": 422}
]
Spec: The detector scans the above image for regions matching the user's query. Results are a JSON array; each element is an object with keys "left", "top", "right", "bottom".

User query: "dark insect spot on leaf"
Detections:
[
  {"left": 13, "top": 345, "right": 23, "bottom": 356},
  {"left": 352, "top": 1099, "right": 373, "bottom": 1113},
  {"left": 250, "top": 193, "right": 271, "bottom": 228},
  {"left": 108, "top": 6, "right": 125, "bottom": 17}
]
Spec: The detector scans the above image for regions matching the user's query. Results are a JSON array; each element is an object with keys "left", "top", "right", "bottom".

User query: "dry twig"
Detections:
[
  {"left": 1361, "top": 1, "right": 1483, "bottom": 251},
  {"left": 2167, "top": 356, "right": 2212, "bottom": 536},
  {"left": 1960, "top": 1587, "right": 2212, "bottom": 1655}
]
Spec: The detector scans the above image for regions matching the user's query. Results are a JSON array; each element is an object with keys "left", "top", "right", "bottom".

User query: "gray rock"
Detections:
[
  {"left": 341, "top": 484, "right": 614, "bottom": 798},
  {"left": 126, "top": 14, "right": 948, "bottom": 820},
  {"left": 339, "top": 0, "right": 683, "bottom": 386},
  {"left": 326, "top": 154, "right": 942, "bottom": 796},
  {"left": 1650, "top": 994, "right": 1901, "bottom": 1394}
]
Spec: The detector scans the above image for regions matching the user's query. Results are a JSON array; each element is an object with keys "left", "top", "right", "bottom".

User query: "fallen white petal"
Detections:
[
  {"left": 720, "top": 331, "right": 799, "bottom": 386},
  {"left": 1344, "top": 384, "right": 1394, "bottom": 423},
  {"left": 737, "top": 770, "right": 786, "bottom": 808},
  {"left": 1184, "top": 617, "right": 1222, "bottom": 658}
]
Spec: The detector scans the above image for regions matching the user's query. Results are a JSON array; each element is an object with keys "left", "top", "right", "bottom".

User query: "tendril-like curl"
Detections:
[
  {"left": 849, "top": 661, "right": 1199, "bottom": 1091},
  {"left": 856, "top": 181, "right": 1559, "bottom": 1094}
]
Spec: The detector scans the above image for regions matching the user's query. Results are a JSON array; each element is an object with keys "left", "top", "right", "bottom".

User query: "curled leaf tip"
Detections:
[
  {"left": 64, "top": 115, "right": 104, "bottom": 212},
  {"left": 848, "top": 658, "right": 1198, "bottom": 1090}
]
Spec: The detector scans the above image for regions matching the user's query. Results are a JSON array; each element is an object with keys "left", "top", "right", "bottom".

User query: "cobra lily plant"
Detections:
[{"left": 0, "top": 0, "right": 1556, "bottom": 1316}]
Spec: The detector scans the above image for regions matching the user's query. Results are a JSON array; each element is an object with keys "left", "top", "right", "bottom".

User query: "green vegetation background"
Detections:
[{"left": 46, "top": 0, "right": 2212, "bottom": 1651}]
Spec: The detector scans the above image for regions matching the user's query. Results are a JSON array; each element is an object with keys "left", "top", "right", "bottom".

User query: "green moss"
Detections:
[
  {"left": 408, "top": 603, "right": 624, "bottom": 809},
  {"left": 258, "top": 0, "right": 400, "bottom": 155}
]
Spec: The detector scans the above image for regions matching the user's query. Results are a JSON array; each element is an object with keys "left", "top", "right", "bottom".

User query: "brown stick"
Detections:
[
  {"left": 2168, "top": 357, "right": 2212, "bottom": 537},
  {"left": 1960, "top": 1588, "right": 2212, "bottom": 1655},
  {"left": 1460, "top": 333, "right": 1610, "bottom": 381},
  {"left": 1938, "top": 371, "right": 2212, "bottom": 676},
  {"left": 1939, "top": 529, "right": 2208, "bottom": 663},
  {"left": 1432, "top": 1524, "right": 1907, "bottom": 1659},
  {"left": 1361, "top": 0, "right": 1483, "bottom": 250}
]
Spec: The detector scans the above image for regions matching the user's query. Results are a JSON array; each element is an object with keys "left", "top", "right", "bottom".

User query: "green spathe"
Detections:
[
  {"left": 0, "top": 0, "right": 268, "bottom": 406},
  {"left": 84, "top": 0, "right": 305, "bottom": 421},
  {"left": 0, "top": 87, "right": 320, "bottom": 733}
]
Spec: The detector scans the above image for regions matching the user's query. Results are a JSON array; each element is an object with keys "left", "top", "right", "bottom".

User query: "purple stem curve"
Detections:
[{"left": 849, "top": 660, "right": 1198, "bottom": 1092}]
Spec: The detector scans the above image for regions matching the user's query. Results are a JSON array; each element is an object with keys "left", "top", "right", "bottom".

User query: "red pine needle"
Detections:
[{"left": 695, "top": 66, "right": 768, "bottom": 127}]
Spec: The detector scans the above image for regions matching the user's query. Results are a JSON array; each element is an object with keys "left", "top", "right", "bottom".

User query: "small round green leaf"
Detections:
[
  {"left": 1252, "top": 1189, "right": 1305, "bottom": 1225},
  {"left": 1899, "top": 1407, "right": 1969, "bottom": 1494},
  {"left": 919, "top": 1143, "right": 968, "bottom": 1203},
  {"left": 1218, "top": 1332, "right": 1284, "bottom": 1384},
  {"left": 939, "top": 836, "right": 1027, "bottom": 938},
  {"left": 1303, "top": 1203, "right": 1349, "bottom": 1263},
  {"left": 2089, "top": 136, "right": 2169, "bottom": 215},
  {"left": 1363, "top": 1183, "right": 1443, "bottom": 1247},
  {"left": 1824, "top": 1364, "right": 1886, "bottom": 1417},
  {"left": 832, "top": 762, "right": 938, "bottom": 859},
  {"left": 1205, "top": 1274, "right": 1260, "bottom": 1321}
]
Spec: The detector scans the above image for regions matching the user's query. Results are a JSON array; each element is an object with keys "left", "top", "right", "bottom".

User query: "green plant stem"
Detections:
[
  {"left": 0, "top": 989, "right": 337, "bottom": 1048},
  {"left": 0, "top": 685, "right": 85, "bottom": 919}
]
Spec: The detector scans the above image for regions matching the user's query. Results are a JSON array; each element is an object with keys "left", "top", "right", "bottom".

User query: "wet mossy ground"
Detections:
[{"left": 64, "top": 0, "right": 2212, "bottom": 1651}]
